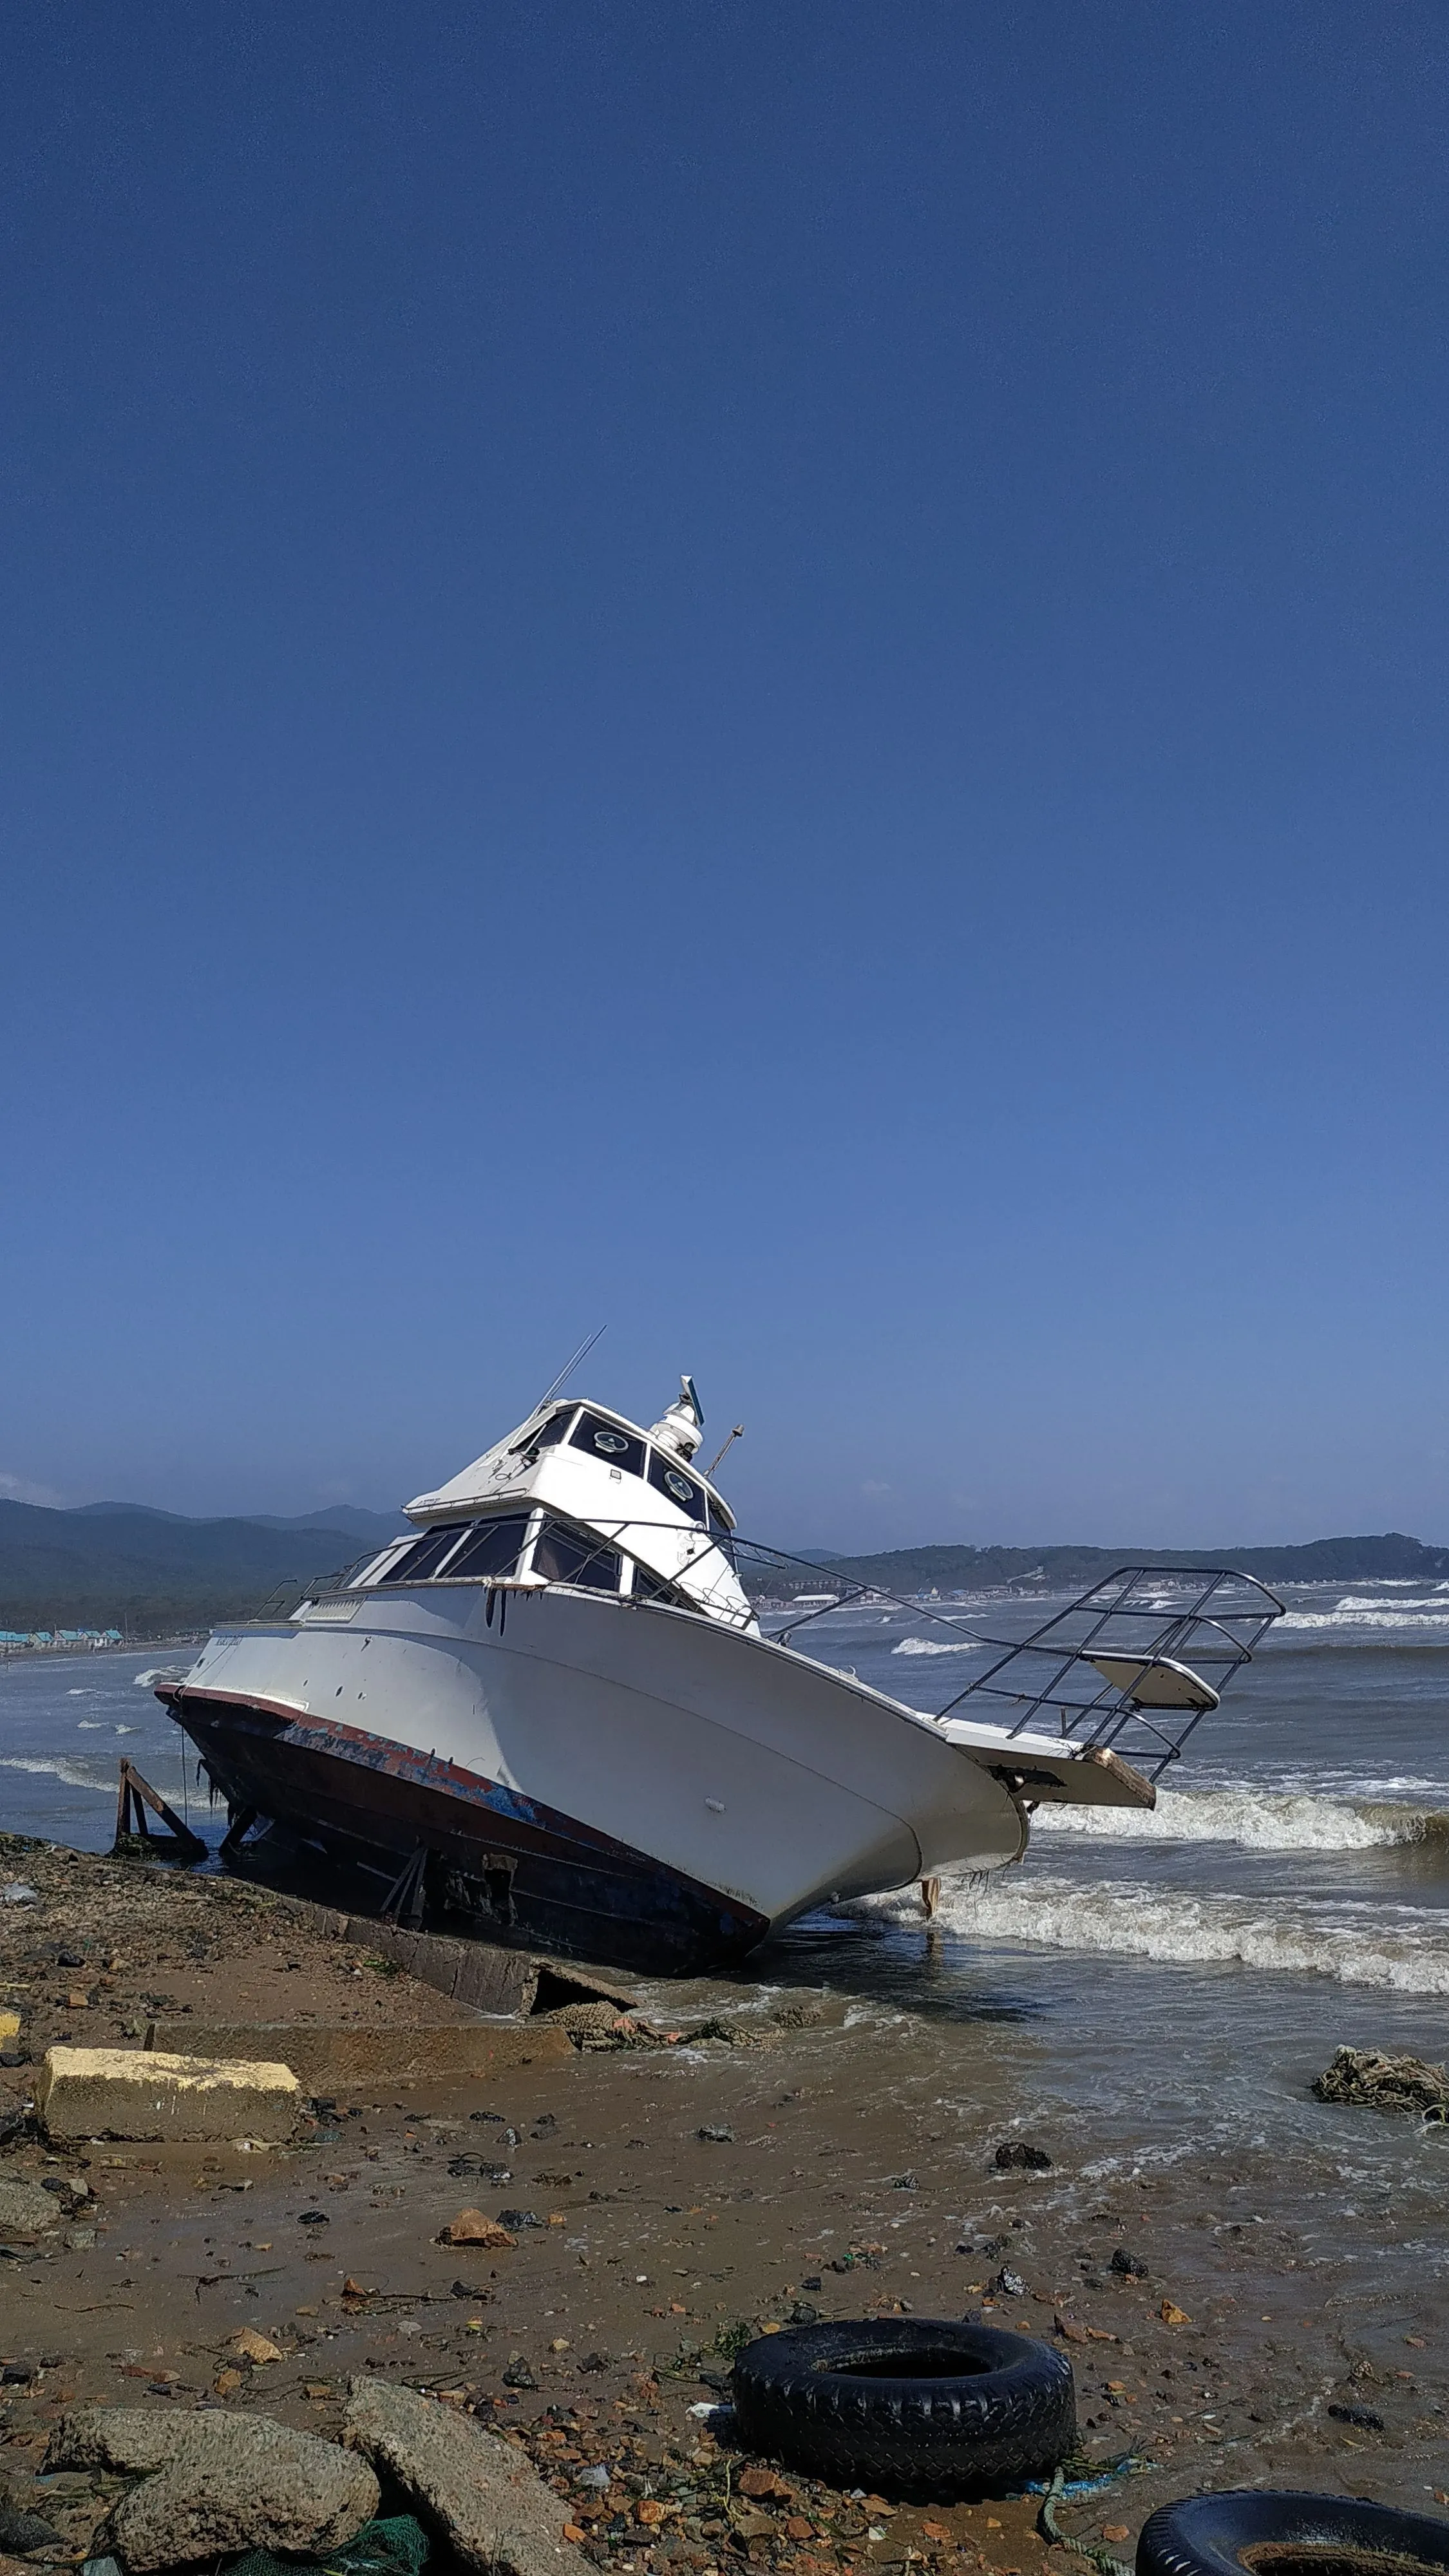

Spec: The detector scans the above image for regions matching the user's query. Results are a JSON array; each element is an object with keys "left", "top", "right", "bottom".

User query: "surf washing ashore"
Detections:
[
  {"left": 5, "top": 1815, "right": 1449, "bottom": 2573},
  {"left": 6, "top": 1569, "right": 1449, "bottom": 2552},
  {"left": 7, "top": 1572, "right": 1449, "bottom": 2174}
]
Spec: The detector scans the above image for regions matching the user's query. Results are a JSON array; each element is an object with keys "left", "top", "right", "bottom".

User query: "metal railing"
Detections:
[{"left": 247, "top": 1520, "right": 1282, "bottom": 1786}]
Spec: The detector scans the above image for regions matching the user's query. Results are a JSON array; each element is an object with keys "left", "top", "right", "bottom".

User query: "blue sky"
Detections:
[{"left": 3, "top": 1, "right": 1448, "bottom": 1549}]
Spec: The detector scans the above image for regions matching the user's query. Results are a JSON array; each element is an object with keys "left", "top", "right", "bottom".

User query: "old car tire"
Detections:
[
  {"left": 1137, "top": 2489, "right": 1449, "bottom": 2576},
  {"left": 730, "top": 2318, "right": 1075, "bottom": 2497}
]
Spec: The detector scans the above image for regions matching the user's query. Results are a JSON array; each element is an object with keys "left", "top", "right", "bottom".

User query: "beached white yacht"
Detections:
[{"left": 157, "top": 1379, "right": 1280, "bottom": 1973}]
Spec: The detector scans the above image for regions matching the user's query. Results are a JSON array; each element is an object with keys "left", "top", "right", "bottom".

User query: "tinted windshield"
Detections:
[
  {"left": 533, "top": 1517, "right": 622, "bottom": 1591},
  {"left": 442, "top": 1515, "right": 531, "bottom": 1582},
  {"left": 630, "top": 1560, "right": 695, "bottom": 1610},
  {"left": 377, "top": 1522, "right": 470, "bottom": 1584}
]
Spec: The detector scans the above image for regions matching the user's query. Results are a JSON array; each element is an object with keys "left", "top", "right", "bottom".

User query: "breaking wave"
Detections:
[
  {"left": 892, "top": 1634, "right": 985, "bottom": 1658},
  {"left": 0, "top": 1754, "right": 111, "bottom": 1794},
  {"left": 1032, "top": 1783, "right": 1449, "bottom": 1851},
  {"left": 1281, "top": 1593, "right": 1449, "bottom": 1631},
  {"left": 1336, "top": 1593, "right": 1449, "bottom": 1609},
  {"left": 865, "top": 1870, "right": 1449, "bottom": 1993}
]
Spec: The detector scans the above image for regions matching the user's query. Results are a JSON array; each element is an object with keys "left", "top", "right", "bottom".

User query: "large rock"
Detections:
[
  {"left": 37, "top": 2045, "right": 301, "bottom": 2145},
  {"left": 345, "top": 2377, "right": 583, "bottom": 2576},
  {"left": 0, "top": 2177, "right": 61, "bottom": 2237},
  {"left": 46, "top": 2408, "right": 192, "bottom": 2474},
  {"left": 47, "top": 2408, "right": 378, "bottom": 2570}
]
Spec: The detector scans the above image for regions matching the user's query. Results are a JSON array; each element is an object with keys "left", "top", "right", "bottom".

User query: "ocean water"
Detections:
[
  {"left": 0, "top": 1648, "right": 207, "bottom": 1853},
  {"left": 748, "top": 1583, "right": 1449, "bottom": 2199},
  {"left": 6, "top": 1587, "right": 1449, "bottom": 2181}
]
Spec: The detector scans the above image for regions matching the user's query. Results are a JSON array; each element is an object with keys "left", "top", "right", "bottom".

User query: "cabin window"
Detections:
[
  {"left": 512, "top": 1406, "right": 576, "bottom": 1464},
  {"left": 707, "top": 1499, "right": 737, "bottom": 1568},
  {"left": 569, "top": 1411, "right": 646, "bottom": 1477},
  {"left": 440, "top": 1514, "right": 531, "bottom": 1582},
  {"left": 377, "top": 1522, "right": 471, "bottom": 1584},
  {"left": 629, "top": 1559, "right": 693, "bottom": 1609},
  {"left": 533, "top": 1517, "right": 623, "bottom": 1591},
  {"left": 648, "top": 1448, "right": 706, "bottom": 1523},
  {"left": 359, "top": 1537, "right": 415, "bottom": 1584}
]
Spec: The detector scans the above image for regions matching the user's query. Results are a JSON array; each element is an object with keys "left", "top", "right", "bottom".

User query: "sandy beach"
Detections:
[{"left": 3, "top": 1833, "right": 1448, "bottom": 2576}]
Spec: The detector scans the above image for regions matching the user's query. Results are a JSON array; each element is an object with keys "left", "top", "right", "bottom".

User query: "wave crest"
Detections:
[
  {"left": 0, "top": 1754, "right": 113, "bottom": 1793},
  {"left": 864, "top": 1871, "right": 1449, "bottom": 1994},
  {"left": 1032, "top": 1783, "right": 1449, "bottom": 1851}
]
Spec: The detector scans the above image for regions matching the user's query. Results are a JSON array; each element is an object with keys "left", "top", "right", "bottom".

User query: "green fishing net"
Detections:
[{"left": 225, "top": 2514, "right": 431, "bottom": 2576}]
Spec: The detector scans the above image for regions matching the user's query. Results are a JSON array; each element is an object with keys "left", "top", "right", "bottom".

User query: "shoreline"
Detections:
[{"left": 3, "top": 1834, "right": 1449, "bottom": 2573}]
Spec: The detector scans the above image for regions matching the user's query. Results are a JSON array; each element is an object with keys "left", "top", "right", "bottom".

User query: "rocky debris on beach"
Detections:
[
  {"left": 1312, "top": 2045, "right": 1449, "bottom": 2117},
  {"left": 345, "top": 2374, "right": 584, "bottom": 2576},
  {"left": 46, "top": 2405, "right": 380, "bottom": 2570},
  {"left": 0, "top": 2481, "right": 64, "bottom": 2554},
  {"left": 442, "top": 2208, "right": 518, "bottom": 2247},
  {"left": 8, "top": 1828, "right": 1449, "bottom": 2575},
  {"left": 0, "top": 2175, "right": 62, "bottom": 2235},
  {"left": 539, "top": 2002, "right": 808, "bottom": 2052}
]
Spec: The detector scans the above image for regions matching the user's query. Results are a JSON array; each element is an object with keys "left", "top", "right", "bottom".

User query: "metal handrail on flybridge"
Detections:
[
  {"left": 252, "top": 1522, "right": 1282, "bottom": 1788},
  {"left": 725, "top": 1542, "right": 1283, "bottom": 1781}
]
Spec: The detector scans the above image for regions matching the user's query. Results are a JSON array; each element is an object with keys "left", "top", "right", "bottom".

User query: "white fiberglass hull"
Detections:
[{"left": 161, "top": 1582, "right": 1057, "bottom": 1973}]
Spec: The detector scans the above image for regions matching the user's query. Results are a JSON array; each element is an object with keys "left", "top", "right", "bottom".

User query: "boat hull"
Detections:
[
  {"left": 163, "top": 1582, "right": 1027, "bottom": 1975},
  {"left": 167, "top": 1691, "right": 768, "bottom": 1973}
]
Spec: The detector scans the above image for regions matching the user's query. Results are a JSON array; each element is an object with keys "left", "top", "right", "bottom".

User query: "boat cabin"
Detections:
[{"left": 346, "top": 1387, "right": 754, "bottom": 1629}]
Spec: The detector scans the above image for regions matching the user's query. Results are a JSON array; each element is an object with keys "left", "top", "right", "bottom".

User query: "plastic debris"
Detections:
[{"left": 227, "top": 2513, "right": 431, "bottom": 2576}]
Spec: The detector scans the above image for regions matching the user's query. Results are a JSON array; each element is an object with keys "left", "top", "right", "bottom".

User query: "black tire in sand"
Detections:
[
  {"left": 730, "top": 2318, "right": 1075, "bottom": 2497},
  {"left": 1137, "top": 2490, "right": 1449, "bottom": 2576}
]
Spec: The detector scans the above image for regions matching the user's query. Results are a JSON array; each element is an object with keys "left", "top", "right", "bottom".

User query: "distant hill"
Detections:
[
  {"left": 0, "top": 1499, "right": 404, "bottom": 1634},
  {"left": 756, "top": 1533, "right": 1449, "bottom": 1599},
  {"left": 3, "top": 1498, "right": 1446, "bottom": 1634},
  {"left": 213, "top": 1506, "right": 402, "bottom": 1542},
  {"left": 70, "top": 1501, "right": 401, "bottom": 1542}
]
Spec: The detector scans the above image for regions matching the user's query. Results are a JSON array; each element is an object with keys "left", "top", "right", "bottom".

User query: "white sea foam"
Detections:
[
  {"left": 864, "top": 1870, "right": 1449, "bottom": 1993},
  {"left": 0, "top": 1754, "right": 109, "bottom": 1794},
  {"left": 1281, "top": 1595, "right": 1449, "bottom": 1630},
  {"left": 1335, "top": 1593, "right": 1449, "bottom": 1610},
  {"left": 892, "top": 1635, "right": 984, "bottom": 1658},
  {"left": 1031, "top": 1783, "right": 1449, "bottom": 1851},
  {"left": 1281, "top": 1613, "right": 1449, "bottom": 1631}
]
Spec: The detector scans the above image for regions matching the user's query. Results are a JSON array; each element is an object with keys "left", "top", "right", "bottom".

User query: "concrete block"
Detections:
[
  {"left": 344, "top": 2375, "right": 584, "bottom": 2576},
  {"left": 335, "top": 1920, "right": 639, "bottom": 2018},
  {"left": 49, "top": 2406, "right": 378, "bottom": 2570},
  {"left": 144, "top": 2020, "right": 570, "bottom": 2085},
  {"left": 37, "top": 2045, "right": 301, "bottom": 2145}
]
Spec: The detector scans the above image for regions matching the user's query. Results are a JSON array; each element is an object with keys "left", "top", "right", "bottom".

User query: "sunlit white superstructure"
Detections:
[{"left": 158, "top": 1380, "right": 1281, "bottom": 1974}]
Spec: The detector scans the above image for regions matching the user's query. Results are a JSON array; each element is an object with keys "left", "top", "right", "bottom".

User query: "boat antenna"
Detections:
[
  {"left": 703, "top": 1423, "right": 744, "bottom": 1479},
  {"left": 535, "top": 1325, "right": 607, "bottom": 1412}
]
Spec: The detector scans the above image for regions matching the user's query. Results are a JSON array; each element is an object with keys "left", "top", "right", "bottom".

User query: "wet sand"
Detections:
[{"left": 4, "top": 1833, "right": 1449, "bottom": 2576}]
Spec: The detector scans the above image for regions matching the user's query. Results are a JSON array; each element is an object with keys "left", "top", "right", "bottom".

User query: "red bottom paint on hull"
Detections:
[{"left": 163, "top": 1687, "right": 768, "bottom": 1976}]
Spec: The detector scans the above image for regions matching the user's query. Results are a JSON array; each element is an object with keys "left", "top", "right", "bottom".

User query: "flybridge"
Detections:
[{"left": 348, "top": 1385, "right": 752, "bottom": 1628}]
